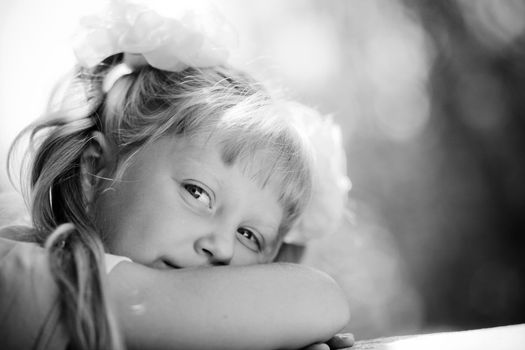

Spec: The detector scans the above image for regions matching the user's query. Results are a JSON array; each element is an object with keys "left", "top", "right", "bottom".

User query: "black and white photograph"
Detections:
[{"left": 1, "top": 0, "right": 524, "bottom": 349}]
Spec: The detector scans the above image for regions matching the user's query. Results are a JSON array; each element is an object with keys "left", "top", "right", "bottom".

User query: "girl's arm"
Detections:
[{"left": 108, "top": 261, "right": 350, "bottom": 350}]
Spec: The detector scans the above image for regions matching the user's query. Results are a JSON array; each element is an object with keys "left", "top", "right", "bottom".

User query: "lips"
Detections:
[{"left": 162, "top": 259, "right": 181, "bottom": 269}]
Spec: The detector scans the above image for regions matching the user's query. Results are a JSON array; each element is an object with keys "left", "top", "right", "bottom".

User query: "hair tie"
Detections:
[
  {"left": 45, "top": 223, "right": 75, "bottom": 250},
  {"left": 73, "top": 0, "right": 236, "bottom": 73}
]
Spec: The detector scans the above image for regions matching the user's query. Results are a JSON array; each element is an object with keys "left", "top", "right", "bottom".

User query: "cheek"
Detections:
[
  {"left": 230, "top": 251, "right": 259, "bottom": 266},
  {"left": 94, "top": 183, "right": 200, "bottom": 253},
  {"left": 231, "top": 243, "right": 276, "bottom": 266},
  {"left": 92, "top": 180, "right": 149, "bottom": 250}
]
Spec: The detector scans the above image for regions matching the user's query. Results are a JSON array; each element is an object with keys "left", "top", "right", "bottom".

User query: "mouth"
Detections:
[{"left": 162, "top": 259, "right": 181, "bottom": 270}]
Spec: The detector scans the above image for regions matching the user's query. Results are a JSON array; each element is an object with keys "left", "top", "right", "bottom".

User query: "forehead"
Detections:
[{"left": 170, "top": 132, "right": 281, "bottom": 189}]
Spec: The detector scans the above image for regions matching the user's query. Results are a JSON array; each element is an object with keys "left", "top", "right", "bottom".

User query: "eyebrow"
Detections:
[{"left": 178, "top": 157, "right": 224, "bottom": 186}]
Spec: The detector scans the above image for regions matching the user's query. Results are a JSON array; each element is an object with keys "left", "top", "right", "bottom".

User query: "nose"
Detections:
[{"left": 194, "top": 226, "right": 235, "bottom": 265}]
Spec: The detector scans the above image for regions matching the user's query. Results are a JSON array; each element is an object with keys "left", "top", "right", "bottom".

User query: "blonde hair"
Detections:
[{"left": 8, "top": 53, "right": 312, "bottom": 349}]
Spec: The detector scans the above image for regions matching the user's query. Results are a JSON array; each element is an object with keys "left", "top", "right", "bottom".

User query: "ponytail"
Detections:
[{"left": 45, "top": 224, "right": 124, "bottom": 350}]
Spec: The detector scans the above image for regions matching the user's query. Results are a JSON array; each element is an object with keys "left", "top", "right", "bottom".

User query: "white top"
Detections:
[{"left": 104, "top": 253, "right": 132, "bottom": 274}]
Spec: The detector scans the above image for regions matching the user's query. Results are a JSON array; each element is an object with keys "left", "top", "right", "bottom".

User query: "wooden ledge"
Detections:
[{"left": 351, "top": 323, "right": 524, "bottom": 350}]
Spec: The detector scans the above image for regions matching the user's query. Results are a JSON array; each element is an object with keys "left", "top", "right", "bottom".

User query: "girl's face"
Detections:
[{"left": 92, "top": 134, "right": 284, "bottom": 268}]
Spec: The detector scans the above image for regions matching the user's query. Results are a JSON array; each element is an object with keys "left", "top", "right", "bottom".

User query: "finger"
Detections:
[
  {"left": 302, "top": 342, "right": 331, "bottom": 350},
  {"left": 326, "top": 333, "right": 355, "bottom": 349}
]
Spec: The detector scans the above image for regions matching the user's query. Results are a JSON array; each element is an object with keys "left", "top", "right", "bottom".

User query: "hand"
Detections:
[{"left": 301, "top": 333, "right": 355, "bottom": 350}]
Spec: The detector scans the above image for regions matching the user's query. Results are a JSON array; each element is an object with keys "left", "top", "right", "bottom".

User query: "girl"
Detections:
[{"left": 0, "top": 1, "right": 352, "bottom": 349}]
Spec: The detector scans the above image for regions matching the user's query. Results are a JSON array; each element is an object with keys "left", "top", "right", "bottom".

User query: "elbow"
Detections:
[
  {"left": 313, "top": 267, "right": 351, "bottom": 334},
  {"left": 332, "top": 281, "right": 351, "bottom": 332},
  {"left": 282, "top": 263, "right": 351, "bottom": 340}
]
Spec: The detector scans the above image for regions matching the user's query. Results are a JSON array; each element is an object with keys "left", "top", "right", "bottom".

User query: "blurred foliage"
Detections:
[
  {"left": 304, "top": 0, "right": 525, "bottom": 338},
  {"left": 400, "top": 0, "right": 525, "bottom": 331},
  {"left": 298, "top": 0, "right": 525, "bottom": 339}
]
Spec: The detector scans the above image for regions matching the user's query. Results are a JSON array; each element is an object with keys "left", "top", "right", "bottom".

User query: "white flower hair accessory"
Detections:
[
  {"left": 73, "top": 0, "right": 236, "bottom": 73},
  {"left": 285, "top": 102, "right": 352, "bottom": 245}
]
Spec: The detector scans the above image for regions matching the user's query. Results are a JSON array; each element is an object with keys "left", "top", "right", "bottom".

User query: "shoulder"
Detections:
[
  {"left": 0, "top": 228, "right": 46, "bottom": 279},
  {"left": 0, "top": 230, "right": 67, "bottom": 349},
  {"left": 0, "top": 191, "right": 30, "bottom": 227},
  {"left": 0, "top": 225, "right": 37, "bottom": 242},
  {"left": 0, "top": 226, "right": 49, "bottom": 297}
]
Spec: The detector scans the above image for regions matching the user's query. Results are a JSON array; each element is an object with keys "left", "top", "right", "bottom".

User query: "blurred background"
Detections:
[{"left": 1, "top": 0, "right": 524, "bottom": 340}]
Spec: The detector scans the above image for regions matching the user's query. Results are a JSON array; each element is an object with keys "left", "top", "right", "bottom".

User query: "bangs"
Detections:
[{"left": 212, "top": 103, "right": 313, "bottom": 234}]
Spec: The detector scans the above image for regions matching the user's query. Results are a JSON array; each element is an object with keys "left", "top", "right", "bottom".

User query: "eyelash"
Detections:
[
  {"left": 183, "top": 183, "right": 213, "bottom": 209},
  {"left": 237, "top": 227, "right": 262, "bottom": 252}
]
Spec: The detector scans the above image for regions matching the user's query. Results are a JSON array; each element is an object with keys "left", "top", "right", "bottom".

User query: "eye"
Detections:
[
  {"left": 237, "top": 227, "right": 262, "bottom": 252},
  {"left": 183, "top": 183, "right": 213, "bottom": 209}
]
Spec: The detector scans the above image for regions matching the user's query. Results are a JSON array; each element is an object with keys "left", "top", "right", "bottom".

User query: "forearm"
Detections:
[{"left": 108, "top": 262, "right": 350, "bottom": 350}]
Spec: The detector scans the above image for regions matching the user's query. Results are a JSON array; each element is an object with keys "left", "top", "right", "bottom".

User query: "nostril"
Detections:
[
  {"left": 201, "top": 248, "right": 213, "bottom": 257},
  {"left": 201, "top": 248, "right": 231, "bottom": 265}
]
